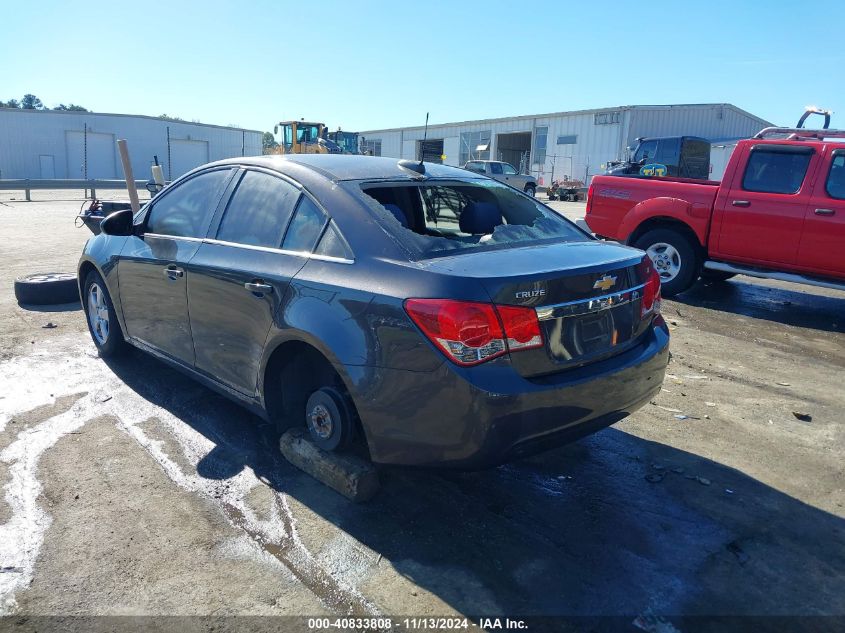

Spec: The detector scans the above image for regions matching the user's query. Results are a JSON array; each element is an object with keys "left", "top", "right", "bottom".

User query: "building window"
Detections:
[
  {"left": 533, "top": 126, "right": 548, "bottom": 165},
  {"left": 363, "top": 139, "right": 381, "bottom": 156},
  {"left": 459, "top": 130, "right": 491, "bottom": 165},
  {"left": 557, "top": 134, "right": 577, "bottom": 145},
  {"left": 594, "top": 111, "right": 621, "bottom": 125}
]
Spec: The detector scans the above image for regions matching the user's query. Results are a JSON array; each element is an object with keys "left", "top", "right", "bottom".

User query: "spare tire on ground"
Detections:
[{"left": 14, "top": 273, "right": 80, "bottom": 305}]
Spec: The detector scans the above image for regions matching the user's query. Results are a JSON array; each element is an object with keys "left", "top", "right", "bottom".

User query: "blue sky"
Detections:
[{"left": 3, "top": 0, "right": 843, "bottom": 133}]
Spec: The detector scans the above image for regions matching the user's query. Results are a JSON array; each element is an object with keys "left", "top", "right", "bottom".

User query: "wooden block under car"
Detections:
[{"left": 279, "top": 428, "right": 380, "bottom": 502}]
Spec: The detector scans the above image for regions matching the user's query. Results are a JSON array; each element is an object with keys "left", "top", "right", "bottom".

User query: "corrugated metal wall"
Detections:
[
  {"left": 360, "top": 104, "right": 771, "bottom": 185},
  {"left": 0, "top": 109, "right": 262, "bottom": 180},
  {"left": 627, "top": 105, "right": 768, "bottom": 147}
]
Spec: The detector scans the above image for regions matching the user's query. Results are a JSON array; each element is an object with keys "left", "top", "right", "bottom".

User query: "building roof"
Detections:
[
  {"left": 0, "top": 106, "right": 262, "bottom": 134},
  {"left": 358, "top": 103, "right": 772, "bottom": 134}
]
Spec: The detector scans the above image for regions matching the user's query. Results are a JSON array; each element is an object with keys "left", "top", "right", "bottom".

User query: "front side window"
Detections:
[
  {"left": 634, "top": 140, "right": 658, "bottom": 163},
  {"left": 216, "top": 171, "right": 300, "bottom": 248},
  {"left": 502, "top": 163, "right": 518, "bottom": 175},
  {"left": 742, "top": 148, "right": 812, "bottom": 194},
  {"left": 146, "top": 169, "right": 231, "bottom": 238},
  {"left": 282, "top": 196, "right": 328, "bottom": 252},
  {"left": 361, "top": 179, "right": 587, "bottom": 258},
  {"left": 826, "top": 153, "right": 845, "bottom": 200}
]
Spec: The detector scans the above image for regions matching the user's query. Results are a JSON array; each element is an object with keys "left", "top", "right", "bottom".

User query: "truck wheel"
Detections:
[
  {"left": 524, "top": 184, "right": 536, "bottom": 197},
  {"left": 305, "top": 387, "right": 355, "bottom": 452},
  {"left": 14, "top": 272, "right": 79, "bottom": 305},
  {"left": 634, "top": 228, "right": 699, "bottom": 297},
  {"left": 83, "top": 270, "right": 127, "bottom": 357}
]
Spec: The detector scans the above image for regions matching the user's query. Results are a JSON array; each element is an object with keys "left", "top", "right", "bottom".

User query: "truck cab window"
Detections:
[
  {"left": 490, "top": 162, "right": 503, "bottom": 175},
  {"left": 742, "top": 149, "right": 812, "bottom": 194},
  {"left": 634, "top": 140, "right": 658, "bottom": 163},
  {"left": 827, "top": 154, "right": 845, "bottom": 200}
]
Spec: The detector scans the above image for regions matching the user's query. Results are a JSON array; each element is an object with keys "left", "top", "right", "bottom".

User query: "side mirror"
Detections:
[{"left": 100, "top": 208, "right": 135, "bottom": 236}]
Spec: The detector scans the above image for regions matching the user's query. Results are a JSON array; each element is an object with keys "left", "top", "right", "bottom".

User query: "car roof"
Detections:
[{"left": 209, "top": 154, "right": 484, "bottom": 182}]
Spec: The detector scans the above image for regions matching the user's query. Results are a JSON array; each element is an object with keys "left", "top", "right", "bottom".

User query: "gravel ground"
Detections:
[{"left": 0, "top": 192, "right": 843, "bottom": 630}]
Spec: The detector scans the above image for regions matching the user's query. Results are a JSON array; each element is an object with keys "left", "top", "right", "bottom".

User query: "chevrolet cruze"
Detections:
[{"left": 79, "top": 154, "right": 669, "bottom": 467}]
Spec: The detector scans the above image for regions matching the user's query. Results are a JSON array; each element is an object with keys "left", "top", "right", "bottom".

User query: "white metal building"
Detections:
[
  {"left": 0, "top": 108, "right": 262, "bottom": 181},
  {"left": 359, "top": 103, "right": 771, "bottom": 185}
]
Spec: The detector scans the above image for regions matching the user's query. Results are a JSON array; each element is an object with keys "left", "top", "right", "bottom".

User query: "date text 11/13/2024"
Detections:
[{"left": 306, "top": 617, "right": 528, "bottom": 630}]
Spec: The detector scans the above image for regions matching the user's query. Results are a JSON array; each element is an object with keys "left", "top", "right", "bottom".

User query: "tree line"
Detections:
[{"left": 0, "top": 93, "right": 88, "bottom": 111}]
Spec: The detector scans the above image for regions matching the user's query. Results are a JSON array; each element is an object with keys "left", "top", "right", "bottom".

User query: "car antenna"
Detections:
[{"left": 398, "top": 112, "right": 429, "bottom": 176}]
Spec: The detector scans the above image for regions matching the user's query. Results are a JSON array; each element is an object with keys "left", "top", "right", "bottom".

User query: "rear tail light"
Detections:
[
  {"left": 639, "top": 257, "right": 662, "bottom": 318},
  {"left": 404, "top": 299, "right": 543, "bottom": 367},
  {"left": 585, "top": 183, "right": 595, "bottom": 215},
  {"left": 496, "top": 305, "right": 543, "bottom": 351}
]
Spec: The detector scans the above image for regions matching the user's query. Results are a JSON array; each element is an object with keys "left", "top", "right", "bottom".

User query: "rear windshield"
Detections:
[{"left": 359, "top": 179, "right": 588, "bottom": 258}]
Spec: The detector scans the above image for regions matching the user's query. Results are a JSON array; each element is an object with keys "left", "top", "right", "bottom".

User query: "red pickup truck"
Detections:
[{"left": 585, "top": 127, "right": 845, "bottom": 296}]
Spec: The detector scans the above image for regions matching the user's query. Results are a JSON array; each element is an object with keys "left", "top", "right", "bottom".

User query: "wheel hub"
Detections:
[
  {"left": 87, "top": 283, "right": 110, "bottom": 345},
  {"left": 646, "top": 242, "right": 682, "bottom": 282},
  {"left": 308, "top": 404, "right": 334, "bottom": 439}
]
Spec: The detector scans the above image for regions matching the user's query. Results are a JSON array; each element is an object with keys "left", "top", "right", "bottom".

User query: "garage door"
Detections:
[
  {"left": 66, "top": 131, "right": 116, "bottom": 179},
  {"left": 170, "top": 139, "right": 209, "bottom": 179}
]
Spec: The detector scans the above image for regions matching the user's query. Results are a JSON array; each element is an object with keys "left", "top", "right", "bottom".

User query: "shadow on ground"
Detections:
[
  {"left": 676, "top": 278, "right": 843, "bottom": 334},
  {"left": 101, "top": 349, "right": 845, "bottom": 629},
  {"left": 18, "top": 301, "right": 81, "bottom": 313}
]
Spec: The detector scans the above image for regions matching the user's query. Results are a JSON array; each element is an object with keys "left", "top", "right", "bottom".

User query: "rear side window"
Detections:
[
  {"left": 282, "top": 196, "right": 328, "bottom": 252},
  {"left": 360, "top": 179, "right": 587, "bottom": 258},
  {"left": 216, "top": 171, "right": 299, "bottom": 248},
  {"left": 827, "top": 153, "right": 845, "bottom": 200},
  {"left": 465, "top": 162, "right": 484, "bottom": 173},
  {"left": 742, "top": 148, "right": 812, "bottom": 194},
  {"left": 146, "top": 169, "right": 231, "bottom": 238},
  {"left": 490, "top": 162, "right": 503, "bottom": 174},
  {"left": 655, "top": 138, "right": 681, "bottom": 166},
  {"left": 314, "top": 221, "right": 353, "bottom": 259}
]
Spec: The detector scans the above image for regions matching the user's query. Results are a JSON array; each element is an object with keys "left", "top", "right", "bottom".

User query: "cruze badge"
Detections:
[
  {"left": 515, "top": 289, "right": 546, "bottom": 299},
  {"left": 593, "top": 275, "right": 617, "bottom": 291}
]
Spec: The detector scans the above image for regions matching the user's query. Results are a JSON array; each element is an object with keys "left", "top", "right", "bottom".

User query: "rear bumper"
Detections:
[{"left": 350, "top": 318, "right": 670, "bottom": 468}]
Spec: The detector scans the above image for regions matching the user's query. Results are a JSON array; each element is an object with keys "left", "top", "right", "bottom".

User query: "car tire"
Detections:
[
  {"left": 304, "top": 387, "right": 355, "bottom": 452},
  {"left": 634, "top": 228, "right": 699, "bottom": 297},
  {"left": 14, "top": 272, "right": 79, "bottom": 305},
  {"left": 700, "top": 269, "right": 736, "bottom": 282},
  {"left": 83, "top": 270, "right": 127, "bottom": 357},
  {"left": 524, "top": 184, "right": 536, "bottom": 197}
]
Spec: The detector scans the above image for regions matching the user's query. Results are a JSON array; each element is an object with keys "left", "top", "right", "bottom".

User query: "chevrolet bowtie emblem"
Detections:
[{"left": 593, "top": 275, "right": 617, "bottom": 291}]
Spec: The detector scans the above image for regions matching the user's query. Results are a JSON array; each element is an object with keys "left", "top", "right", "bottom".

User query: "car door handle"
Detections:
[
  {"left": 244, "top": 282, "right": 273, "bottom": 295},
  {"left": 163, "top": 266, "right": 184, "bottom": 279},
  {"left": 732, "top": 200, "right": 751, "bottom": 207},
  {"left": 814, "top": 208, "right": 836, "bottom": 216}
]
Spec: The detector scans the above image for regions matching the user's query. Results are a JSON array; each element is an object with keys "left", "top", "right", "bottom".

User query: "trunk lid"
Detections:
[{"left": 420, "top": 240, "right": 654, "bottom": 377}]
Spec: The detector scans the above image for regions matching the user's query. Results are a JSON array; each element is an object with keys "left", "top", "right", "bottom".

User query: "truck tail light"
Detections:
[
  {"left": 639, "top": 258, "right": 662, "bottom": 318},
  {"left": 404, "top": 299, "right": 543, "bottom": 366},
  {"left": 585, "top": 184, "right": 595, "bottom": 215}
]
